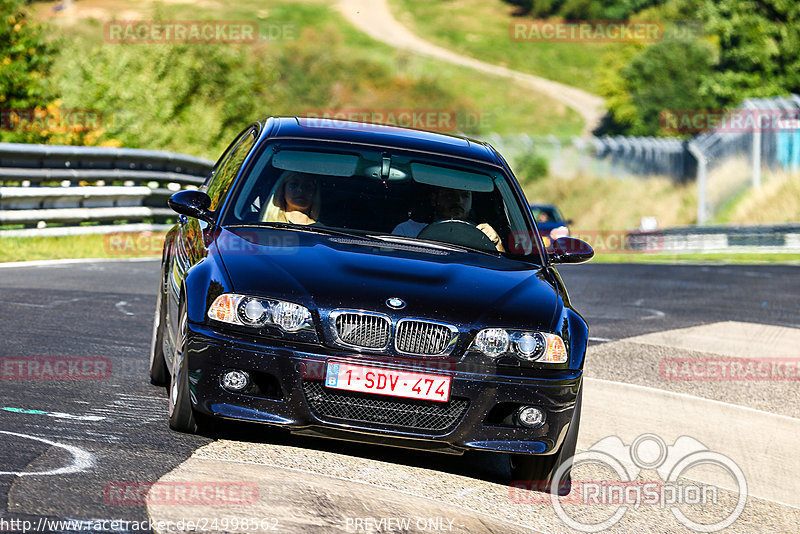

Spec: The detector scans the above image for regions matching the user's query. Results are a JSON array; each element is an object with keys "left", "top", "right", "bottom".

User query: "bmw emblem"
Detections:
[{"left": 386, "top": 297, "right": 406, "bottom": 310}]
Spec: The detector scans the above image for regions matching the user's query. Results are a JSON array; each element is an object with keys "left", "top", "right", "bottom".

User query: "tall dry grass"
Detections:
[{"left": 522, "top": 175, "right": 697, "bottom": 231}]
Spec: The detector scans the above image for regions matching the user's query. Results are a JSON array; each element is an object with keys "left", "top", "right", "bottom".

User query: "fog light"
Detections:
[
  {"left": 221, "top": 370, "right": 250, "bottom": 392},
  {"left": 517, "top": 406, "right": 546, "bottom": 428}
]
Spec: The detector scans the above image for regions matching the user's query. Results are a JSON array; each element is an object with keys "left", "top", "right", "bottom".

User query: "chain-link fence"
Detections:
[
  {"left": 489, "top": 94, "right": 800, "bottom": 224},
  {"left": 487, "top": 133, "right": 691, "bottom": 182},
  {"left": 689, "top": 95, "right": 800, "bottom": 223}
]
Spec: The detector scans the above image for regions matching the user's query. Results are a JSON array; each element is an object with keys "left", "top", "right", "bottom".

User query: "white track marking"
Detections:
[
  {"left": 0, "top": 431, "right": 95, "bottom": 476},
  {"left": 115, "top": 301, "right": 135, "bottom": 316},
  {"left": 0, "top": 257, "right": 157, "bottom": 269},
  {"left": 624, "top": 320, "right": 800, "bottom": 359}
]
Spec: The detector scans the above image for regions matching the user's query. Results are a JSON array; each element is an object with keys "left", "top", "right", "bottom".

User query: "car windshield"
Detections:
[
  {"left": 221, "top": 140, "right": 539, "bottom": 258},
  {"left": 530, "top": 206, "right": 563, "bottom": 223}
]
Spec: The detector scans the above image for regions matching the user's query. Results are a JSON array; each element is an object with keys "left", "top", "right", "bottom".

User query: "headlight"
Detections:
[
  {"left": 208, "top": 294, "right": 313, "bottom": 332},
  {"left": 474, "top": 328, "right": 509, "bottom": 356},
  {"left": 471, "top": 328, "right": 567, "bottom": 363}
]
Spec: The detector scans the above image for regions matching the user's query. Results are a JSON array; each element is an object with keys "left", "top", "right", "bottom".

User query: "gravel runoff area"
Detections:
[{"left": 584, "top": 321, "right": 800, "bottom": 419}]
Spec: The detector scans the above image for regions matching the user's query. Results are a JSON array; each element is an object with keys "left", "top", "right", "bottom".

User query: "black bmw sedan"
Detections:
[{"left": 150, "top": 117, "right": 594, "bottom": 493}]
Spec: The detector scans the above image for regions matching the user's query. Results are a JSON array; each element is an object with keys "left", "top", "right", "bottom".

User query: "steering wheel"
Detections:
[{"left": 417, "top": 219, "right": 496, "bottom": 250}]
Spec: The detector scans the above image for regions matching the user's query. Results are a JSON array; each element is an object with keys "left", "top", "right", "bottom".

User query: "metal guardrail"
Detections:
[
  {"left": 0, "top": 143, "right": 797, "bottom": 255},
  {"left": 627, "top": 224, "right": 800, "bottom": 254},
  {"left": 0, "top": 143, "right": 213, "bottom": 233}
]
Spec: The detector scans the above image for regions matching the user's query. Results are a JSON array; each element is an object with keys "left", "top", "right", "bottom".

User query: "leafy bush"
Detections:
[
  {"left": 503, "top": 0, "right": 668, "bottom": 19},
  {"left": 514, "top": 151, "right": 549, "bottom": 182},
  {"left": 0, "top": 0, "right": 58, "bottom": 142}
]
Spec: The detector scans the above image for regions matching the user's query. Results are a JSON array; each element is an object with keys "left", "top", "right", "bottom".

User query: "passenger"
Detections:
[
  {"left": 262, "top": 171, "right": 321, "bottom": 225},
  {"left": 393, "top": 187, "right": 505, "bottom": 252}
]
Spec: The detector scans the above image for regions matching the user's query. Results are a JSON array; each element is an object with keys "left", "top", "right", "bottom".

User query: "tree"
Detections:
[
  {"left": 0, "top": 0, "right": 56, "bottom": 108},
  {"left": 596, "top": 0, "right": 800, "bottom": 136},
  {"left": 1, "top": 0, "right": 59, "bottom": 142}
]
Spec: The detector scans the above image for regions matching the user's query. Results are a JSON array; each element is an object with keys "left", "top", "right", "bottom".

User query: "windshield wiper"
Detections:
[
  {"left": 226, "top": 222, "right": 369, "bottom": 240},
  {"left": 370, "top": 234, "right": 499, "bottom": 256}
]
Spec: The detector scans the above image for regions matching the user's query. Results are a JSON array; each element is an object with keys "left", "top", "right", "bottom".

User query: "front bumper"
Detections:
[{"left": 185, "top": 322, "right": 582, "bottom": 455}]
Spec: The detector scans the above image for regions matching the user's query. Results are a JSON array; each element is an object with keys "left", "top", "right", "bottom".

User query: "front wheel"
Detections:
[
  {"left": 509, "top": 384, "right": 583, "bottom": 495},
  {"left": 168, "top": 301, "right": 199, "bottom": 434},
  {"left": 149, "top": 289, "right": 169, "bottom": 386}
]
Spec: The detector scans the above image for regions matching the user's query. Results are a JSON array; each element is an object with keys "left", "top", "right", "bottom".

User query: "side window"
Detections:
[{"left": 206, "top": 129, "right": 257, "bottom": 211}]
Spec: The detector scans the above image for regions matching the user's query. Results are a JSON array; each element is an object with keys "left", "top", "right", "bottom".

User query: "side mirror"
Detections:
[
  {"left": 550, "top": 237, "right": 593, "bottom": 264},
  {"left": 168, "top": 190, "right": 214, "bottom": 224}
]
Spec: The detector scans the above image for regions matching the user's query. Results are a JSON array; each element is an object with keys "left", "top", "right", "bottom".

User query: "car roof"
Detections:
[{"left": 260, "top": 117, "right": 502, "bottom": 165}]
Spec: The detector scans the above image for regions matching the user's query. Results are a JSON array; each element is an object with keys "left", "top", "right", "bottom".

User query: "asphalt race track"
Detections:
[{"left": 0, "top": 259, "right": 798, "bottom": 533}]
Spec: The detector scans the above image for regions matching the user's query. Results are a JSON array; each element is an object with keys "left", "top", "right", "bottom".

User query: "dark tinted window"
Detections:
[
  {"left": 222, "top": 140, "right": 540, "bottom": 259},
  {"left": 206, "top": 128, "right": 257, "bottom": 211}
]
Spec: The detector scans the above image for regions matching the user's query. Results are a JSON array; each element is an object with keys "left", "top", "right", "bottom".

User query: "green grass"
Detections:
[
  {"left": 590, "top": 252, "right": 800, "bottom": 264},
  {"left": 39, "top": 0, "right": 581, "bottom": 161},
  {"left": 0, "top": 232, "right": 165, "bottom": 262},
  {"left": 389, "top": 0, "right": 608, "bottom": 93}
]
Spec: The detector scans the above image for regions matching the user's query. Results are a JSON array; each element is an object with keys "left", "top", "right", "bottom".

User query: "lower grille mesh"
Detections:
[{"left": 303, "top": 381, "right": 468, "bottom": 432}]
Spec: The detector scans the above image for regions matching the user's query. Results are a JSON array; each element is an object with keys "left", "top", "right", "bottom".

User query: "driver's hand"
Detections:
[{"left": 477, "top": 223, "right": 505, "bottom": 252}]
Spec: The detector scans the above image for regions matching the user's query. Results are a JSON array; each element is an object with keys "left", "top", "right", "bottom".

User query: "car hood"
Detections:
[{"left": 214, "top": 227, "right": 560, "bottom": 331}]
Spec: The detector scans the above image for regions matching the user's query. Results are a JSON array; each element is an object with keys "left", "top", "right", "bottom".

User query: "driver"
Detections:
[
  {"left": 393, "top": 187, "right": 505, "bottom": 252},
  {"left": 261, "top": 171, "right": 321, "bottom": 225}
]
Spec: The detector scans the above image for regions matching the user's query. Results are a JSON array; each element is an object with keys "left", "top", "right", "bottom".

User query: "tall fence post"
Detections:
[
  {"left": 744, "top": 100, "right": 762, "bottom": 189},
  {"left": 688, "top": 142, "right": 708, "bottom": 225}
]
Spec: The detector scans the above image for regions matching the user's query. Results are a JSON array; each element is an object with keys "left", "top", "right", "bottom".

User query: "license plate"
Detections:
[{"left": 324, "top": 362, "right": 451, "bottom": 403}]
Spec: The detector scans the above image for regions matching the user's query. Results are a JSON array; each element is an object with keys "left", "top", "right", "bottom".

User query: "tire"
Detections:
[
  {"left": 167, "top": 300, "right": 199, "bottom": 434},
  {"left": 509, "top": 384, "right": 583, "bottom": 495},
  {"left": 149, "top": 288, "right": 169, "bottom": 386}
]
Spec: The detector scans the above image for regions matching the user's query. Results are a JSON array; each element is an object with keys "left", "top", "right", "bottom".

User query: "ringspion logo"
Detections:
[{"left": 510, "top": 433, "right": 747, "bottom": 532}]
